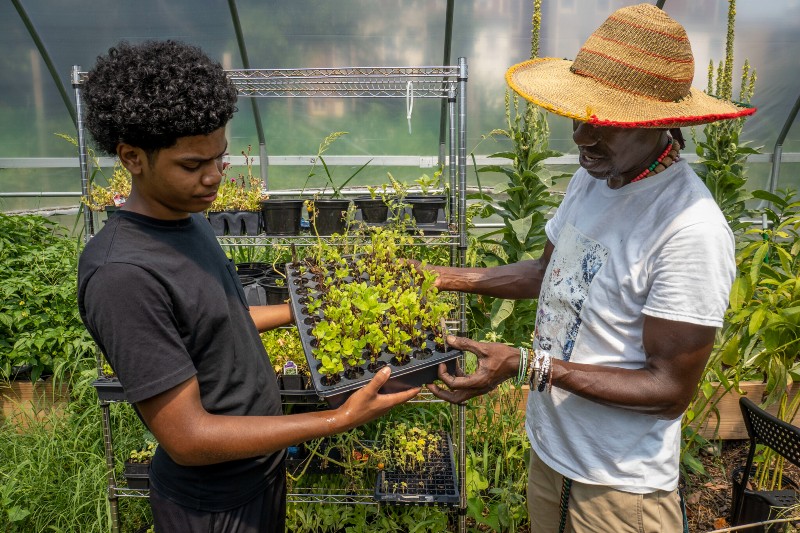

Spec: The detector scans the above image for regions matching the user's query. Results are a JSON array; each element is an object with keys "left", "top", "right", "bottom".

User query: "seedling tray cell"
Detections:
[
  {"left": 286, "top": 260, "right": 461, "bottom": 407},
  {"left": 374, "top": 431, "right": 459, "bottom": 506}
]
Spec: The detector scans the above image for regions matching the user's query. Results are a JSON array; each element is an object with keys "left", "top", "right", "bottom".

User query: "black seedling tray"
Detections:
[
  {"left": 285, "top": 260, "right": 460, "bottom": 407},
  {"left": 374, "top": 431, "right": 459, "bottom": 506}
]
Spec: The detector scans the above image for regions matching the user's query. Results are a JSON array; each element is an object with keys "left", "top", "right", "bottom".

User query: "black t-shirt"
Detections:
[{"left": 78, "top": 211, "right": 284, "bottom": 511}]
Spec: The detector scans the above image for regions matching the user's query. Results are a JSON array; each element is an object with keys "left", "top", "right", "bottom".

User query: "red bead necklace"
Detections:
[{"left": 630, "top": 138, "right": 681, "bottom": 184}]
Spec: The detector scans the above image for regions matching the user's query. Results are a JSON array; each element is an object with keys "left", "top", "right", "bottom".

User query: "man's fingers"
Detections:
[
  {"left": 445, "top": 335, "right": 486, "bottom": 357},
  {"left": 427, "top": 383, "right": 467, "bottom": 404}
]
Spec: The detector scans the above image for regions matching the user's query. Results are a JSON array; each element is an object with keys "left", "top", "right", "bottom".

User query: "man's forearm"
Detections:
[{"left": 434, "top": 260, "right": 546, "bottom": 299}]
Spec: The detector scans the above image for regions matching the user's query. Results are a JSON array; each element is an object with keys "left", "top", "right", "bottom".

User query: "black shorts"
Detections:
[{"left": 149, "top": 464, "right": 286, "bottom": 533}]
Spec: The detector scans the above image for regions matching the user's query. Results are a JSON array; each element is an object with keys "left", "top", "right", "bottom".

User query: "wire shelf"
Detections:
[
  {"left": 287, "top": 487, "right": 377, "bottom": 505},
  {"left": 216, "top": 232, "right": 459, "bottom": 248},
  {"left": 226, "top": 66, "right": 460, "bottom": 98}
]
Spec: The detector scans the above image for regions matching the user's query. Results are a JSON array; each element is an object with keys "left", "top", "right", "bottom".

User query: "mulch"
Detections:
[{"left": 683, "top": 440, "right": 800, "bottom": 532}]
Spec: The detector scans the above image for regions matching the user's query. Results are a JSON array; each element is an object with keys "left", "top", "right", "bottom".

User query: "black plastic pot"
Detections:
[
  {"left": 308, "top": 198, "right": 351, "bottom": 235},
  {"left": 207, "top": 210, "right": 260, "bottom": 236},
  {"left": 406, "top": 195, "right": 446, "bottom": 224},
  {"left": 731, "top": 465, "right": 800, "bottom": 531},
  {"left": 123, "top": 460, "right": 150, "bottom": 490},
  {"left": 257, "top": 277, "right": 290, "bottom": 305},
  {"left": 236, "top": 262, "right": 272, "bottom": 273},
  {"left": 354, "top": 196, "right": 390, "bottom": 224},
  {"left": 279, "top": 374, "right": 308, "bottom": 391},
  {"left": 236, "top": 268, "right": 265, "bottom": 279},
  {"left": 91, "top": 377, "right": 126, "bottom": 402},
  {"left": 260, "top": 199, "right": 304, "bottom": 236}
]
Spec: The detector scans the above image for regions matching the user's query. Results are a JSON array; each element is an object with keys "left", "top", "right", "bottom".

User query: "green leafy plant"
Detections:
[
  {"left": 379, "top": 422, "right": 441, "bottom": 473},
  {"left": 0, "top": 214, "right": 95, "bottom": 381},
  {"left": 681, "top": 0, "right": 762, "bottom": 478},
  {"left": 58, "top": 133, "right": 132, "bottom": 212},
  {"left": 209, "top": 146, "right": 265, "bottom": 212},
  {"left": 261, "top": 328, "right": 308, "bottom": 377},
  {"left": 128, "top": 440, "right": 157, "bottom": 464},
  {"left": 0, "top": 371, "right": 152, "bottom": 532},
  {"left": 298, "top": 228, "right": 454, "bottom": 380},
  {"left": 717, "top": 189, "right": 800, "bottom": 488},
  {"left": 691, "top": 58, "right": 758, "bottom": 233}
]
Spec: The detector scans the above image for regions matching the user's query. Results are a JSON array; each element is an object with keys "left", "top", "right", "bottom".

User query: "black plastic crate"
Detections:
[
  {"left": 285, "top": 259, "right": 460, "bottom": 407},
  {"left": 374, "top": 431, "right": 459, "bottom": 506}
]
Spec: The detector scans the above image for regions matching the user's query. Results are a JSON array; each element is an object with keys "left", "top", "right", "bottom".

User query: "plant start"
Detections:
[{"left": 128, "top": 441, "right": 157, "bottom": 464}]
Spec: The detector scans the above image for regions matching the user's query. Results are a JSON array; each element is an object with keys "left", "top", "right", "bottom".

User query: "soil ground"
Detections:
[{"left": 683, "top": 440, "right": 800, "bottom": 532}]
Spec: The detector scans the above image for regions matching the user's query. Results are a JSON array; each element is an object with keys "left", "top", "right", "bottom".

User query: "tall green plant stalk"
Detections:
[
  {"left": 691, "top": 0, "right": 758, "bottom": 233},
  {"left": 467, "top": 94, "right": 569, "bottom": 345},
  {"left": 529, "top": 0, "right": 542, "bottom": 60}
]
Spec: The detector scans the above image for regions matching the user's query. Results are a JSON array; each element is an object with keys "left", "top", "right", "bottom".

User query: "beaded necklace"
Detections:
[{"left": 630, "top": 138, "right": 682, "bottom": 184}]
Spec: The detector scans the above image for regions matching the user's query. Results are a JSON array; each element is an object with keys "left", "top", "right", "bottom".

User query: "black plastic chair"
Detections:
[{"left": 731, "top": 396, "right": 800, "bottom": 529}]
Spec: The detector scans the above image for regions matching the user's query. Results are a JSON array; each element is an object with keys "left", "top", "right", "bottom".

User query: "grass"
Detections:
[{"left": 0, "top": 362, "right": 151, "bottom": 532}]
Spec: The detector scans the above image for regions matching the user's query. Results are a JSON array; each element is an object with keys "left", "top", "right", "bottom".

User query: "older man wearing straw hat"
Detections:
[{"left": 424, "top": 3, "right": 755, "bottom": 531}]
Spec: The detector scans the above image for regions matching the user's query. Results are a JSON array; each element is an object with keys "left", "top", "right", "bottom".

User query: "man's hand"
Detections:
[
  {"left": 336, "top": 367, "right": 421, "bottom": 431},
  {"left": 427, "top": 336, "right": 519, "bottom": 404}
]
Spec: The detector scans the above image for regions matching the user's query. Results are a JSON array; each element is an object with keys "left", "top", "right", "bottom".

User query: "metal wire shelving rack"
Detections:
[{"left": 74, "top": 58, "right": 469, "bottom": 533}]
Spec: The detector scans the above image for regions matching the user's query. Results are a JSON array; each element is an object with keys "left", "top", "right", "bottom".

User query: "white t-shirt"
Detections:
[{"left": 526, "top": 159, "right": 735, "bottom": 493}]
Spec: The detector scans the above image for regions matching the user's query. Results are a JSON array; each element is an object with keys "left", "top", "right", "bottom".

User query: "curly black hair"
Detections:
[{"left": 82, "top": 40, "right": 238, "bottom": 155}]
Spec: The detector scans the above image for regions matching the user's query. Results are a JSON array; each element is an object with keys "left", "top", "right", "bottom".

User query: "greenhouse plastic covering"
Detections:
[{"left": 1, "top": 0, "right": 798, "bottom": 213}]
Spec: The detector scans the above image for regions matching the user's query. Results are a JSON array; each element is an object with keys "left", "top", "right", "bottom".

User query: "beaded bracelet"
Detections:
[
  {"left": 527, "top": 349, "right": 544, "bottom": 388},
  {"left": 537, "top": 354, "right": 551, "bottom": 392},
  {"left": 527, "top": 349, "right": 552, "bottom": 393},
  {"left": 516, "top": 347, "right": 530, "bottom": 386}
]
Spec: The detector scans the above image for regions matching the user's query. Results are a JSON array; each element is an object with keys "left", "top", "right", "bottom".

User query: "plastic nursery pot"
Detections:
[
  {"left": 730, "top": 466, "right": 800, "bottom": 531},
  {"left": 236, "top": 267, "right": 266, "bottom": 278},
  {"left": 307, "top": 198, "right": 352, "bottom": 235},
  {"left": 405, "top": 195, "right": 446, "bottom": 224},
  {"left": 238, "top": 276, "right": 265, "bottom": 307},
  {"left": 279, "top": 373, "right": 308, "bottom": 391},
  {"left": 207, "top": 210, "right": 261, "bottom": 236},
  {"left": 257, "top": 277, "right": 290, "bottom": 305},
  {"left": 91, "top": 377, "right": 126, "bottom": 402},
  {"left": 235, "top": 262, "right": 272, "bottom": 273},
  {"left": 259, "top": 199, "right": 304, "bottom": 236},
  {"left": 123, "top": 460, "right": 150, "bottom": 490},
  {"left": 354, "top": 196, "right": 390, "bottom": 224}
]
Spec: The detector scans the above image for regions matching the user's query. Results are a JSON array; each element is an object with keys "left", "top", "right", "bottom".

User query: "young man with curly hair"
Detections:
[{"left": 77, "top": 40, "right": 419, "bottom": 533}]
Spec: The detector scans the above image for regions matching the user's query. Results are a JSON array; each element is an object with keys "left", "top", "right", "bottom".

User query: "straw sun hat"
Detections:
[{"left": 506, "top": 3, "right": 756, "bottom": 128}]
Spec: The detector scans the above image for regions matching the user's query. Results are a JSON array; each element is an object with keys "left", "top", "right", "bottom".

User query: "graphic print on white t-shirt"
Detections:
[{"left": 534, "top": 224, "right": 608, "bottom": 361}]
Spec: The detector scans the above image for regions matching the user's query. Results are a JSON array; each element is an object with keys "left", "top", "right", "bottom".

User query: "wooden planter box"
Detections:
[
  {"left": 691, "top": 381, "right": 800, "bottom": 440},
  {"left": 0, "top": 379, "right": 70, "bottom": 426}
]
